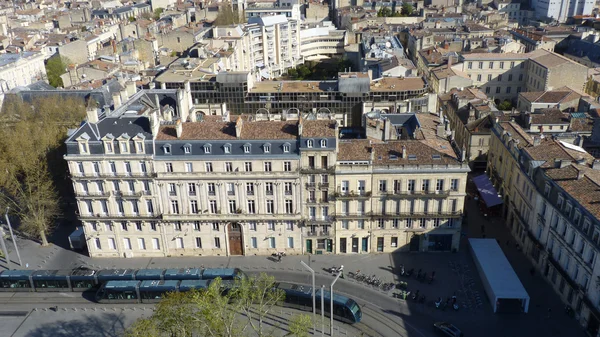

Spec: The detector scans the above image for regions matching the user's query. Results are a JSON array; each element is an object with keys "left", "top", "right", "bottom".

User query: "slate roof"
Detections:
[{"left": 156, "top": 120, "right": 299, "bottom": 141}]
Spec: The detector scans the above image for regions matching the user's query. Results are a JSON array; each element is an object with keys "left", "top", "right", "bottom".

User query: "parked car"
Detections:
[{"left": 434, "top": 322, "right": 463, "bottom": 337}]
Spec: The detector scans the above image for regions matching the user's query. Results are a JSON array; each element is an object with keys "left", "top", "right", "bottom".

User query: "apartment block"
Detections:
[
  {"left": 64, "top": 85, "right": 467, "bottom": 258},
  {"left": 488, "top": 120, "right": 600, "bottom": 335}
]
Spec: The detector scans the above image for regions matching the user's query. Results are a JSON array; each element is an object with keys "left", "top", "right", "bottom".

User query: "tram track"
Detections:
[{"left": 355, "top": 304, "right": 412, "bottom": 337}]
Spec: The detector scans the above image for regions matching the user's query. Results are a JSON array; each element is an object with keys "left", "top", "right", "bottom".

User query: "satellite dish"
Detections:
[{"left": 385, "top": 41, "right": 392, "bottom": 48}]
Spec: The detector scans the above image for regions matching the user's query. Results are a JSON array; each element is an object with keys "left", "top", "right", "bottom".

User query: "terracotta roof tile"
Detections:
[
  {"left": 338, "top": 140, "right": 372, "bottom": 161},
  {"left": 302, "top": 120, "right": 336, "bottom": 138},
  {"left": 530, "top": 108, "right": 569, "bottom": 125}
]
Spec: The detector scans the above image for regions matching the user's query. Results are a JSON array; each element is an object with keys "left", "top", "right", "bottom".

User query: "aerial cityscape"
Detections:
[{"left": 0, "top": 0, "right": 600, "bottom": 336}]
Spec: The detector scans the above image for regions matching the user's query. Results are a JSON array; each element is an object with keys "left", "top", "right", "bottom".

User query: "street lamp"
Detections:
[
  {"left": 330, "top": 271, "right": 341, "bottom": 336},
  {"left": 321, "top": 285, "right": 325, "bottom": 337},
  {"left": 300, "top": 261, "right": 316, "bottom": 334},
  {"left": 0, "top": 227, "right": 9, "bottom": 269},
  {"left": 5, "top": 208, "right": 22, "bottom": 267}
]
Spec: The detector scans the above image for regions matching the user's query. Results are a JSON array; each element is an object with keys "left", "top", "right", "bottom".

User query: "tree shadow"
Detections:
[{"left": 24, "top": 312, "right": 128, "bottom": 337}]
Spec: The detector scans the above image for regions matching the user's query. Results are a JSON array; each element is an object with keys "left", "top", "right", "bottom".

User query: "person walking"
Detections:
[
  {"left": 277, "top": 252, "right": 282, "bottom": 263},
  {"left": 339, "top": 265, "right": 344, "bottom": 278}
]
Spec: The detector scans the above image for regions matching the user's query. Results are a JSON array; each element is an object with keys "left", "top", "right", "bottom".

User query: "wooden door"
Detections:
[{"left": 228, "top": 223, "right": 243, "bottom": 256}]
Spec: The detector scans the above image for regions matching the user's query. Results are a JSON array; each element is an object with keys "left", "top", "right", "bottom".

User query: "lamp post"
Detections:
[
  {"left": 321, "top": 285, "right": 325, "bottom": 337},
  {"left": 0, "top": 227, "right": 9, "bottom": 269},
  {"left": 330, "top": 271, "right": 341, "bottom": 336},
  {"left": 5, "top": 208, "right": 21, "bottom": 266},
  {"left": 300, "top": 261, "right": 316, "bottom": 334}
]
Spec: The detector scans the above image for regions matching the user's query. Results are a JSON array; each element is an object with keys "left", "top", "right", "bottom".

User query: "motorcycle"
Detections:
[
  {"left": 271, "top": 252, "right": 286, "bottom": 257},
  {"left": 453, "top": 303, "right": 460, "bottom": 311},
  {"left": 402, "top": 268, "right": 414, "bottom": 277},
  {"left": 412, "top": 290, "right": 420, "bottom": 301},
  {"left": 326, "top": 266, "right": 343, "bottom": 274},
  {"left": 428, "top": 271, "right": 436, "bottom": 284},
  {"left": 435, "top": 297, "right": 442, "bottom": 309}
]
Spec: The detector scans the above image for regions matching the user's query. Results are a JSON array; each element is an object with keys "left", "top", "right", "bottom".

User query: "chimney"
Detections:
[
  {"left": 298, "top": 116, "right": 303, "bottom": 136},
  {"left": 112, "top": 93, "right": 121, "bottom": 109},
  {"left": 148, "top": 82, "right": 156, "bottom": 89},
  {"left": 86, "top": 105, "right": 98, "bottom": 124},
  {"left": 577, "top": 169, "right": 585, "bottom": 180},
  {"left": 125, "top": 81, "right": 137, "bottom": 97},
  {"left": 437, "top": 123, "right": 445, "bottom": 137},
  {"left": 402, "top": 145, "right": 407, "bottom": 158},
  {"left": 235, "top": 116, "right": 243, "bottom": 138},
  {"left": 176, "top": 119, "right": 183, "bottom": 138},
  {"left": 533, "top": 136, "right": 541, "bottom": 146},
  {"left": 150, "top": 110, "right": 159, "bottom": 136},
  {"left": 461, "top": 146, "right": 466, "bottom": 162},
  {"left": 578, "top": 136, "right": 584, "bottom": 147},
  {"left": 593, "top": 159, "right": 600, "bottom": 170}
]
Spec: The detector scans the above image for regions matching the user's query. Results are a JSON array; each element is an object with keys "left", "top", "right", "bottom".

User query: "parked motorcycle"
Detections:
[
  {"left": 435, "top": 297, "right": 442, "bottom": 309},
  {"left": 412, "top": 290, "right": 420, "bottom": 301}
]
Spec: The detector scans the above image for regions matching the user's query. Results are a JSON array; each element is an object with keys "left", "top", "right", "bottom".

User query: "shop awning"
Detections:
[{"left": 473, "top": 174, "right": 503, "bottom": 207}]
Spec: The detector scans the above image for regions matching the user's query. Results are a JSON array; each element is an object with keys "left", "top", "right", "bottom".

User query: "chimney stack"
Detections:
[
  {"left": 437, "top": 124, "right": 445, "bottom": 137},
  {"left": 176, "top": 119, "right": 183, "bottom": 138},
  {"left": 112, "top": 93, "right": 121, "bottom": 109},
  {"left": 593, "top": 159, "right": 600, "bottom": 170},
  {"left": 461, "top": 146, "right": 466, "bottom": 162},
  {"left": 402, "top": 145, "right": 407, "bottom": 158},
  {"left": 126, "top": 81, "right": 137, "bottom": 97},
  {"left": 235, "top": 116, "right": 243, "bottom": 138},
  {"left": 577, "top": 169, "right": 585, "bottom": 180},
  {"left": 533, "top": 136, "right": 541, "bottom": 146},
  {"left": 298, "top": 115, "right": 303, "bottom": 136},
  {"left": 86, "top": 105, "right": 98, "bottom": 124}
]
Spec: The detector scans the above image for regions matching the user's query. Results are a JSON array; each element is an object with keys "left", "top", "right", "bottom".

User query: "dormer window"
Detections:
[
  {"left": 307, "top": 139, "right": 313, "bottom": 148},
  {"left": 320, "top": 139, "right": 327, "bottom": 148},
  {"left": 283, "top": 143, "right": 291, "bottom": 153},
  {"left": 204, "top": 144, "right": 212, "bottom": 154},
  {"left": 164, "top": 144, "right": 171, "bottom": 154},
  {"left": 224, "top": 144, "right": 231, "bottom": 154},
  {"left": 264, "top": 143, "right": 271, "bottom": 153},
  {"left": 119, "top": 141, "right": 129, "bottom": 154},
  {"left": 136, "top": 142, "right": 144, "bottom": 153},
  {"left": 244, "top": 143, "right": 251, "bottom": 154},
  {"left": 105, "top": 142, "right": 113, "bottom": 153},
  {"left": 184, "top": 144, "right": 192, "bottom": 154},
  {"left": 77, "top": 132, "right": 91, "bottom": 155}
]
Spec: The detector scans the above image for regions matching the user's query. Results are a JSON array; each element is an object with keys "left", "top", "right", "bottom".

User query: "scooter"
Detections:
[
  {"left": 453, "top": 303, "right": 460, "bottom": 311},
  {"left": 435, "top": 297, "right": 442, "bottom": 309},
  {"left": 326, "top": 266, "right": 342, "bottom": 274}
]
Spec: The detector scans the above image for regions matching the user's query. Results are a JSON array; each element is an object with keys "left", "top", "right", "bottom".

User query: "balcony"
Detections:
[
  {"left": 71, "top": 172, "right": 156, "bottom": 179},
  {"left": 305, "top": 217, "right": 334, "bottom": 225},
  {"left": 546, "top": 252, "right": 582, "bottom": 293},
  {"left": 79, "top": 212, "right": 161, "bottom": 220},
  {"left": 370, "top": 211, "right": 462, "bottom": 219},
  {"left": 306, "top": 230, "right": 330, "bottom": 237},
  {"left": 382, "top": 190, "right": 451, "bottom": 198},
  {"left": 305, "top": 183, "right": 316, "bottom": 189},
  {"left": 112, "top": 191, "right": 145, "bottom": 198},
  {"left": 332, "top": 191, "right": 371, "bottom": 200},
  {"left": 306, "top": 198, "right": 318, "bottom": 204},
  {"left": 77, "top": 191, "right": 110, "bottom": 198},
  {"left": 318, "top": 183, "right": 330, "bottom": 190},
  {"left": 300, "top": 166, "right": 335, "bottom": 174},
  {"left": 335, "top": 212, "right": 370, "bottom": 219}
]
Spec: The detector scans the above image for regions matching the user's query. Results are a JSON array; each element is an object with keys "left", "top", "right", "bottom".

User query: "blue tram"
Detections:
[
  {"left": 95, "top": 279, "right": 362, "bottom": 324},
  {"left": 0, "top": 267, "right": 247, "bottom": 292}
]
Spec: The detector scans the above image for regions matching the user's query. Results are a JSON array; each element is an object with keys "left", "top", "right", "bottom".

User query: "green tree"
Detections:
[
  {"left": 497, "top": 100, "right": 512, "bottom": 110},
  {"left": 0, "top": 96, "right": 86, "bottom": 245},
  {"left": 45, "top": 55, "right": 70, "bottom": 88},
  {"left": 153, "top": 8, "right": 164, "bottom": 20},
  {"left": 124, "top": 274, "right": 311, "bottom": 337},
  {"left": 402, "top": 3, "right": 414, "bottom": 16},
  {"left": 214, "top": 4, "right": 244, "bottom": 25}
]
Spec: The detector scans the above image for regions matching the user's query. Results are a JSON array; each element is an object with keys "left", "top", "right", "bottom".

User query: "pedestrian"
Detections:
[
  {"left": 339, "top": 265, "right": 344, "bottom": 278},
  {"left": 278, "top": 252, "right": 282, "bottom": 263}
]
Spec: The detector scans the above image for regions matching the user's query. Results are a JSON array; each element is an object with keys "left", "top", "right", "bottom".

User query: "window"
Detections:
[
  {"left": 266, "top": 200, "right": 274, "bottom": 213},
  {"left": 205, "top": 162, "right": 213, "bottom": 172},
  {"left": 94, "top": 238, "right": 101, "bottom": 250},
  {"left": 191, "top": 200, "right": 199, "bottom": 214},
  {"left": 244, "top": 144, "right": 251, "bottom": 153},
  {"left": 517, "top": 87, "right": 521, "bottom": 93},
  {"left": 264, "top": 162, "right": 272, "bottom": 172},
  {"left": 123, "top": 238, "right": 132, "bottom": 250},
  {"left": 146, "top": 200, "right": 154, "bottom": 214},
  {"left": 264, "top": 144, "right": 271, "bottom": 153},
  {"left": 183, "top": 162, "right": 192, "bottom": 172},
  {"left": 286, "top": 221, "right": 294, "bottom": 230},
  {"left": 184, "top": 145, "right": 191, "bottom": 154},
  {"left": 207, "top": 183, "right": 216, "bottom": 196},
  {"left": 150, "top": 222, "right": 157, "bottom": 231},
  {"left": 246, "top": 182, "right": 255, "bottom": 196},
  {"left": 499, "top": 61, "right": 504, "bottom": 69},
  {"left": 203, "top": 144, "right": 211, "bottom": 154},
  {"left": 166, "top": 163, "right": 173, "bottom": 173},
  {"left": 267, "top": 221, "right": 275, "bottom": 231},
  {"left": 128, "top": 181, "right": 135, "bottom": 192},
  {"left": 307, "top": 139, "right": 313, "bottom": 148},
  {"left": 341, "top": 220, "right": 349, "bottom": 229},
  {"left": 225, "top": 162, "right": 233, "bottom": 172},
  {"left": 212, "top": 222, "right": 220, "bottom": 231},
  {"left": 168, "top": 183, "right": 177, "bottom": 196},
  {"left": 164, "top": 145, "right": 171, "bottom": 154},
  {"left": 285, "top": 200, "right": 293, "bottom": 214},
  {"left": 320, "top": 139, "right": 327, "bottom": 148},
  {"left": 486, "top": 87, "right": 490, "bottom": 94},
  {"left": 508, "top": 74, "right": 513, "bottom": 81},
  {"left": 251, "top": 237, "right": 258, "bottom": 248},
  {"left": 506, "top": 87, "right": 511, "bottom": 94},
  {"left": 478, "top": 61, "right": 483, "bottom": 69},
  {"left": 477, "top": 74, "right": 482, "bottom": 81},
  {"left": 422, "top": 179, "right": 430, "bottom": 191},
  {"left": 357, "top": 220, "right": 364, "bottom": 229},
  {"left": 265, "top": 182, "right": 273, "bottom": 195},
  {"left": 487, "top": 74, "right": 492, "bottom": 81},
  {"left": 136, "top": 142, "right": 143, "bottom": 153},
  {"left": 379, "top": 180, "right": 387, "bottom": 192},
  {"left": 108, "top": 161, "right": 116, "bottom": 174},
  {"left": 214, "top": 237, "right": 221, "bottom": 249},
  {"left": 451, "top": 179, "right": 459, "bottom": 191},
  {"left": 436, "top": 179, "right": 444, "bottom": 191},
  {"left": 209, "top": 200, "right": 217, "bottom": 214},
  {"left": 284, "top": 182, "right": 292, "bottom": 195},
  {"left": 489, "top": 62, "right": 494, "bottom": 69},
  {"left": 195, "top": 237, "right": 202, "bottom": 248},
  {"left": 391, "top": 237, "right": 398, "bottom": 247},
  {"left": 283, "top": 143, "right": 290, "bottom": 153},
  {"left": 105, "top": 141, "right": 113, "bottom": 153},
  {"left": 194, "top": 222, "right": 201, "bottom": 231},
  {"left": 284, "top": 161, "right": 291, "bottom": 171},
  {"left": 174, "top": 222, "right": 182, "bottom": 231},
  {"left": 117, "top": 199, "right": 124, "bottom": 214},
  {"left": 176, "top": 237, "right": 184, "bottom": 249},
  {"left": 152, "top": 238, "right": 160, "bottom": 250},
  {"left": 269, "top": 237, "right": 276, "bottom": 248},
  {"left": 245, "top": 162, "right": 252, "bottom": 172},
  {"left": 247, "top": 222, "right": 257, "bottom": 231},
  {"left": 496, "top": 87, "right": 501, "bottom": 94},
  {"left": 188, "top": 183, "right": 196, "bottom": 196},
  {"left": 224, "top": 144, "right": 231, "bottom": 153},
  {"left": 140, "top": 161, "right": 147, "bottom": 174},
  {"left": 120, "top": 141, "right": 129, "bottom": 154},
  {"left": 229, "top": 200, "right": 237, "bottom": 214},
  {"left": 93, "top": 162, "right": 100, "bottom": 175},
  {"left": 288, "top": 237, "right": 294, "bottom": 248},
  {"left": 138, "top": 238, "right": 146, "bottom": 250},
  {"left": 510, "top": 61, "right": 515, "bottom": 68},
  {"left": 247, "top": 200, "right": 256, "bottom": 214},
  {"left": 408, "top": 179, "right": 415, "bottom": 192},
  {"left": 171, "top": 200, "right": 179, "bottom": 214},
  {"left": 467, "top": 62, "right": 472, "bottom": 69}
]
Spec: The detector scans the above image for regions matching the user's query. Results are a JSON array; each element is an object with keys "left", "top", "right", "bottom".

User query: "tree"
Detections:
[
  {"left": 214, "top": 5, "right": 244, "bottom": 26},
  {"left": 0, "top": 96, "right": 86, "bottom": 245},
  {"left": 124, "top": 274, "right": 311, "bottom": 337},
  {"left": 497, "top": 100, "right": 512, "bottom": 110},
  {"left": 45, "top": 55, "right": 70, "bottom": 88},
  {"left": 401, "top": 3, "right": 414, "bottom": 16},
  {"left": 153, "top": 8, "right": 164, "bottom": 20}
]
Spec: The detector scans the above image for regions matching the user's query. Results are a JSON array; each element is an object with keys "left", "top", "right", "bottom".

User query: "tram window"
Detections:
[
  {"left": 34, "top": 280, "right": 69, "bottom": 288},
  {"left": 9, "top": 280, "right": 30, "bottom": 288},
  {"left": 73, "top": 281, "right": 94, "bottom": 289}
]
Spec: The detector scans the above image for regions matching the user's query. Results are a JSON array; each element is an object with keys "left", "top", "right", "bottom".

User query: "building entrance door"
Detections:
[
  {"left": 306, "top": 239, "right": 313, "bottom": 254},
  {"left": 377, "top": 237, "right": 384, "bottom": 252},
  {"left": 361, "top": 237, "right": 368, "bottom": 252},
  {"left": 228, "top": 223, "right": 243, "bottom": 256},
  {"left": 351, "top": 238, "right": 359, "bottom": 253},
  {"left": 409, "top": 235, "right": 420, "bottom": 252},
  {"left": 340, "top": 238, "right": 347, "bottom": 253}
]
